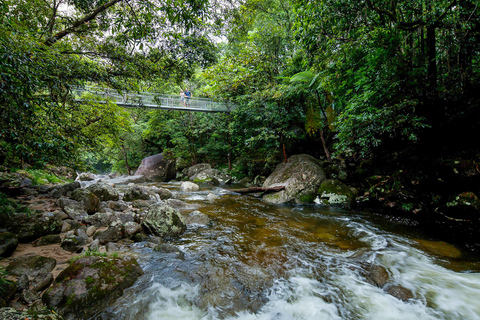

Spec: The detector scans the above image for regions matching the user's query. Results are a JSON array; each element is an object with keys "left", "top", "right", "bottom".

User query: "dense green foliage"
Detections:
[{"left": 1, "top": 0, "right": 479, "bottom": 184}]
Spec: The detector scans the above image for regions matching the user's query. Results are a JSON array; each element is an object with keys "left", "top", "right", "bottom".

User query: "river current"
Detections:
[{"left": 98, "top": 182, "right": 480, "bottom": 320}]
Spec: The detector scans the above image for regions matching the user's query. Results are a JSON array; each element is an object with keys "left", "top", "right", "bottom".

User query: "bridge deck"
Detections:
[{"left": 71, "top": 86, "right": 234, "bottom": 113}]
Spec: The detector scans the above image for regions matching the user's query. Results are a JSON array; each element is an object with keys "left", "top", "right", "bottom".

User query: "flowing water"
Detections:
[{"left": 98, "top": 182, "right": 480, "bottom": 320}]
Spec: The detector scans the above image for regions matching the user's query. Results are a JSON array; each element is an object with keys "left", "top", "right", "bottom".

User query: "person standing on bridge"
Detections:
[
  {"left": 184, "top": 88, "right": 192, "bottom": 107},
  {"left": 180, "top": 90, "right": 185, "bottom": 107}
]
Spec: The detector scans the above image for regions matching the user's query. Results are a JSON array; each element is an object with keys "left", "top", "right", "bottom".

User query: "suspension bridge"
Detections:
[{"left": 71, "top": 86, "right": 235, "bottom": 113}]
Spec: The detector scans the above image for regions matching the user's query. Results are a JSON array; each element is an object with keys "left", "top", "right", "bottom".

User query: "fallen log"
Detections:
[{"left": 230, "top": 186, "right": 285, "bottom": 194}]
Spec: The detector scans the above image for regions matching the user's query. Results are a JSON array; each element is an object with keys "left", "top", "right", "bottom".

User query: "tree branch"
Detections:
[{"left": 45, "top": 0, "right": 123, "bottom": 46}]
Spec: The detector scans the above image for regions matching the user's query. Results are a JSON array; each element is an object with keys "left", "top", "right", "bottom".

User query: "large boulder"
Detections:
[
  {"left": 184, "top": 163, "right": 211, "bottom": 180},
  {"left": 49, "top": 181, "right": 81, "bottom": 199},
  {"left": 87, "top": 182, "right": 120, "bottom": 201},
  {"left": 122, "top": 185, "right": 153, "bottom": 202},
  {"left": 70, "top": 188, "right": 99, "bottom": 214},
  {"left": 42, "top": 256, "right": 143, "bottom": 320},
  {"left": 0, "top": 232, "right": 18, "bottom": 257},
  {"left": 134, "top": 153, "right": 176, "bottom": 182},
  {"left": 262, "top": 154, "right": 326, "bottom": 204},
  {"left": 142, "top": 204, "right": 186, "bottom": 238},
  {"left": 193, "top": 169, "right": 232, "bottom": 184},
  {"left": 6, "top": 255, "right": 56, "bottom": 277},
  {"left": 316, "top": 179, "right": 355, "bottom": 208},
  {"left": 4, "top": 212, "right": 62, "bottom": 242}
]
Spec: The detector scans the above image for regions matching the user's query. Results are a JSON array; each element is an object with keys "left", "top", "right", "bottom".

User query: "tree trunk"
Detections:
[{"left": 426, "top": 24, "right": 437, "bottom": 98}]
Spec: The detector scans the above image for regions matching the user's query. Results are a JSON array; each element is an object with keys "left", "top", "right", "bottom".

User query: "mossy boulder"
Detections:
[
  {"left": 86, "top": 182, "right": 120, "bottom": 201},
  {"left": 193, "top": 169, "right": 232, "bottom": 184},
  {"left": 262, "top": 154, "right": 326, "bottom": 204},
  {"left": 33, "top": 234, "right": 62, "bottom": 247},
  {"left": 0, "top": 307, "right": 64, "bottom": 320},
  {"left": 42, "top": 255, "right": 143, "bottom": 320},
  {"left": 183, "top": 163, "right": 211, "bottom": 180},
  {"left": 142, "top": 204, "right": 186, "bottom": 238},
  {"left": 6, "top": 255, "right": 56, "bottom": 277},
  {"left": 122, "top": 185, "right": 152, "bottom": 202},
  {"left": 70, "top": 189, "right": 99, "bottom": 214},
  {"left": 317, "top": 179, "right": 355, "bottom": 208},
  {"left": 49, "top": 181, "right": 81, "bottom": 199},
  {"left": 0, "top": 232, "right": 18, "bottom": 257},
  {"left": 4, "top": 212, "right": 62, "bottom": 242}
]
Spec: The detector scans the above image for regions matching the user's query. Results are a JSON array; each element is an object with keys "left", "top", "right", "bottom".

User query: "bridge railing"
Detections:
[{"left": 71, "top": 86, "right": 235, "bottom": 112}]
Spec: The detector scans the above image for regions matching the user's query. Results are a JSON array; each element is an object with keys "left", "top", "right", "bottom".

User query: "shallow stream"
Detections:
[{"left": 98, "top": 182, "right": 480, "bottom": 320}]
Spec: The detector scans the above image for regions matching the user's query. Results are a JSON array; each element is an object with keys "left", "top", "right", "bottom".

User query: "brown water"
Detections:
[{"left": 98, "top": 183, "right": 480, "bottom": 320}]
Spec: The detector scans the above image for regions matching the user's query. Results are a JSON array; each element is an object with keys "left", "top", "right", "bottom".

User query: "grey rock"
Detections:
[
  {"left": 116, "top": 211, "right": 135, "bottom": 224},
  {"left": 142, "top": 203, "right": 186, "bottom": 238},
  {"left": 262, "top": 154, "right": 326, "bottom": 204},
  {"left": 93, "top": 223, "right": 124, "bottom": 245},
  {"left": 317, "top": 179, "right": 355, "bottom": 208},
  {"left": 193, "top": 169, "right": 232, "bottom": 184},
  {"left": 165, "top": 199, "right": 187, "bottom": 209},
  {"left": 49, "top": 181, "right": 81, "bottom": 199},
  {"left": 124, "top": 222, "right": 141, "bottom": 237},
  {"left": 123, "top": 185, "right": 153, "bottom": 202},
  {"left": 106, "top": 242, "right": 119, "bottom": 252},
  {"left": 0, "top": 307, "right": 63, "bottom": 320},
  {"left": 184, "top": 211, "right": 210, "bottom": 227},
  {"left": 180, "top": 181, "right": 199, "bottom": 192},
  {"left": 83, "top": 212, "right": 114, "bottom": 228},
  {"left": 31, "top": 272, "right": 54, "bottom": 292},
  {"left": 108, "top": 200, "right": 128, "bottom": 211},
  {"left": 385, "top": 285, "right": 414, "bottom": 301},
  {"left": 76, "top": 172, "right": 96, "bottom": 181},
  {"left": 71, "top": 188, "right": 99, "bottom": 214},
  {"left": 86, "top": 181, "right": 120, "bottom": 201},
  {"left": 86, "top": 225, "right": 97, "bottom": 237},
  {"left": 32, "top": 234, "right": 62, "bottom": 247},
  {"left": 0, "top": 232, "right": 18, "bottom": 257},
  {"left": 88, "top": 239, "right": 100, "bottom": 251},
  {"left": 184, "top": 163, "right": 211, "bottom": 180},
  {"left": 148, "top": 186, "right": 173, "bottom": 200},
  {"left": 60, "top": 237, "right": 83, "bottom": 253},
  {"left": 2, "top": 212, "right": 62, "bottom": 242},
  {"left": 369, "top": 264, "right": 390, "bottom": 288},
  {"left": 42, "top": 256, "right": 143, "bottom": 320},
  {"left": 134, "top": 153, "right": 177, "bottom": 182},
  {"left": 6, "top": 255, "right": 56, "bottom": 277},
  {"left": 106, "top": 175, "right": 146, "bottom": 186}
]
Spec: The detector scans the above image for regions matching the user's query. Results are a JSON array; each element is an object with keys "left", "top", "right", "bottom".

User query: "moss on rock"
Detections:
[{"left": 317, "top": 179, "right": 355, "bottom": 208}]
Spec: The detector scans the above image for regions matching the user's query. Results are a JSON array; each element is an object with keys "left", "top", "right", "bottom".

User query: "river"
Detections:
[{"left": 98, "top": 182, "right": 480, "bottom": 320}]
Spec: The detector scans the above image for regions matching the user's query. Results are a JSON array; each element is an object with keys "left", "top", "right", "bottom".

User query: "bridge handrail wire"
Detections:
[{"left": 70, "top": 85, "right": 235, "bottom": 113}]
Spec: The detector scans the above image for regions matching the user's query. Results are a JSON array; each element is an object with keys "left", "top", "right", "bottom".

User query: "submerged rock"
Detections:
[
  {"left": 385, "top": 285, "right": 414, "bottom": 302},
  {"left": 142, "top": 203, "right": 186, "bottom": 238},
  {"left": 262, "top": 154, "right": 326, "bottom": 204},
  {"left": 42, "top": 256, "right": 143, "bottom": 320}
]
